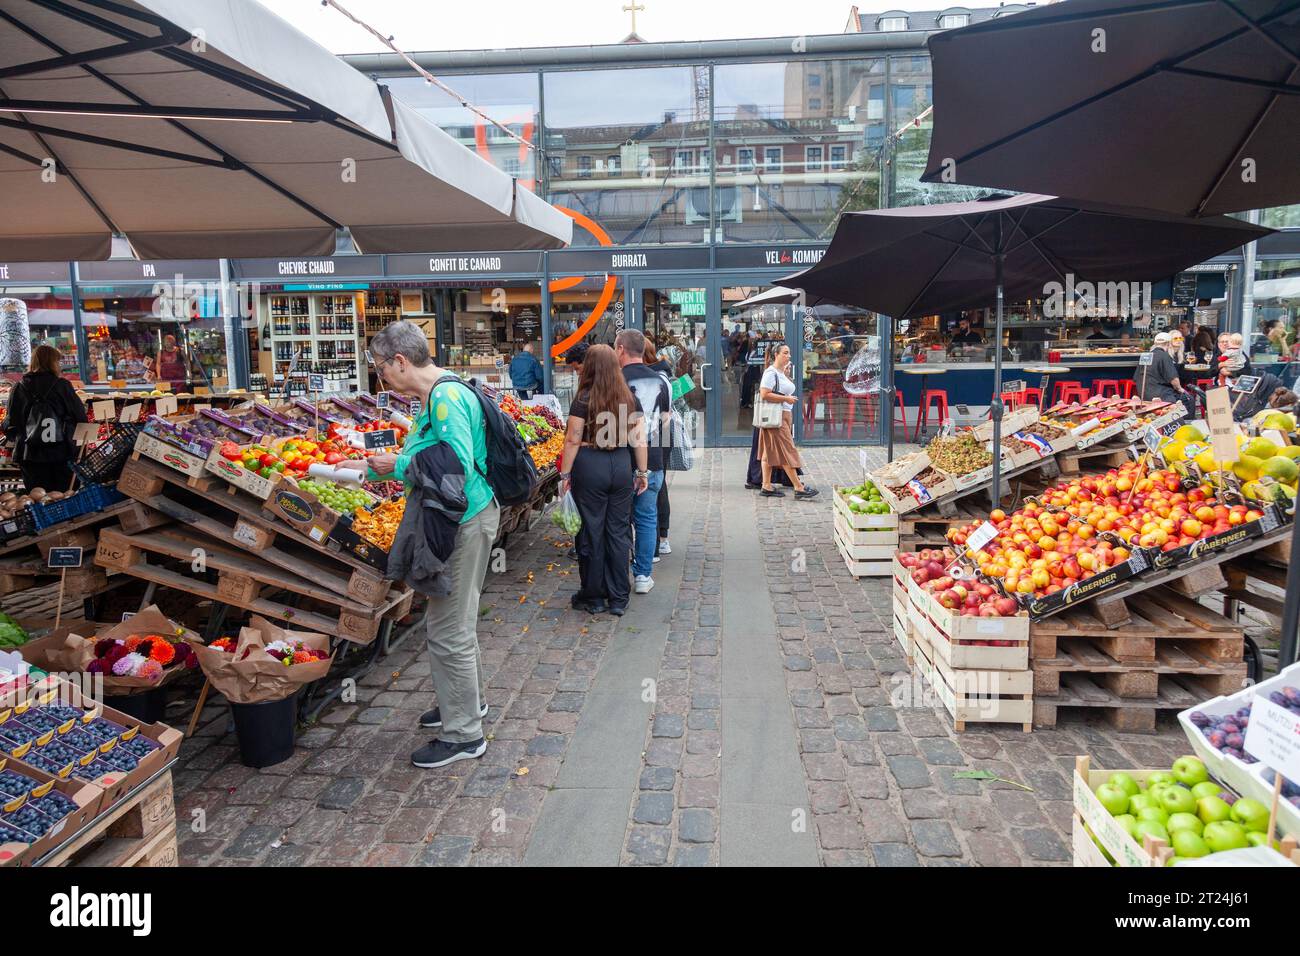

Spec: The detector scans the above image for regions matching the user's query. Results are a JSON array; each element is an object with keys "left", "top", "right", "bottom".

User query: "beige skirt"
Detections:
[{"left": 758, "top": 411, "right": 803, "bottom": 470}]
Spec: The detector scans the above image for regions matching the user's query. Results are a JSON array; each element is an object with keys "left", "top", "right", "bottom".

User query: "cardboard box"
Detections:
[
  {"left": 133, "top": 432, "right": 207, "bottom": 478},
  {"left": 0, "top": 756, "right": 102, "bottom": 867},
  {"left": 264, "top": 483, "right": 343, "bottom": 542}
]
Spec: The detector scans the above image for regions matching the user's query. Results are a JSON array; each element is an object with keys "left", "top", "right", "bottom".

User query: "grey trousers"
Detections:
[{"left": 424, "top": 499, "right": 500, "bottom": 743}]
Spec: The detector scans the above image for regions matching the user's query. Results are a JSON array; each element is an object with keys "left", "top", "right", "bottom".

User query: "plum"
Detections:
[
  {"left": 1189, "top": 711, "right": 1210, "bottom": 727},
  {"left": 1220, "top": 721, "right": 1241, "bottom": 734},
  {"left": 1270, "top": 691, "right": 1287, "bottom": 707},
  {"left": 1208, "top": 730, "right": 1227, "bottom": 748},
  {"left": 1226, "top": 733, "right": 1245, "bottom": 750},
  {"left": 1283, "top": 686, "right": 1300, "bottom": 703}
]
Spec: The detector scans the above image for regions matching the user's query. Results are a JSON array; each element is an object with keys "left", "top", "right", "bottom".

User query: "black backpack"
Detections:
[
  {"left": 20, "top": 380, "right": 68, "bottom": 455},
  {"left": 434, "top": 375, "right": 538, "bottom": 507}
]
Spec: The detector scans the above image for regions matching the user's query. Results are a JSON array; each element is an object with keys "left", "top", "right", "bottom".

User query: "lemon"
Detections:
[
  {"left": 1194, "top": 449, "right": 1224, "bottom": 473},
  {"left": 1241, "top": 480, "right": 1265, "bottom": 501},
  {"left": 1260, "top": 456, "right": 1300, "bottom": 484},
  {"left": 1261, "top": 412, "right": 1296, "bottom": 432},
  {"left": 1162, "top": 440, "right": 1188, "bottom": 463},
  {"left": 1245, "top": 437, "right": 1279, "bottom": 461},
  {"left": 1280, "top": 446, "right": 1300, "bottom": 460},
  {"left": 1233, "top": 455, "right": 1263, "bottom": 481},
  {"left": 1174, "top": 424, "right": 1206, "bottom": 443}
]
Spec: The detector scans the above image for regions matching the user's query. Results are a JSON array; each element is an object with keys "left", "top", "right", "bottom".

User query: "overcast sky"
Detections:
[{"left": 257, "top": 0, "right": 949, "bottom": 53}]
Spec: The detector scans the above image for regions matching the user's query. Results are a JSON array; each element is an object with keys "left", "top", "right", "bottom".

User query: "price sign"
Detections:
[
  {"left": 966, "top": 521, "right": 999, "bottom": 552},
  {"left": 1003, "top": 380, "right": 1025, "bottom": 393},
  {"left": 1205, "top": 386, "right": 1238, "bottom": 464},
  {"left": 375, "top": 391, "right": 391, "bottom": 410},
  {"left": 155, "top": 395, "right": 178, "bottom": 417},
  {"left": 1244, "top": 695, "right": 1300, "bottom": 786},
  {"left": 72, "top": 423, "right": 98, "bottom": 445},
  {"left": 119, "top": 403, "right": 142, "bottom": 423},
  {"left": 363, "top": 428, "right": 399, "bottom": 450},
  {"left": 1138, "top": 351, "right": 1155, "bottom": 366},
  {"left": 47, "top": 547, "right": 83, "bottom": 569},
  {"left": 1141, "top": 426, "right": 1163, "bottom": 451},
  {"left": 1232, "top": 375, "right": 1261, "bottom": 395},
  {"left": 308, "top": 373, "right": 325, "bottom": 393},
  {"left": 859, "top": 449, "right": 869, "bottom": 473},
  {"left": 410, "top": 399, "right": 422, "bottom": 417},
  {"left": 91, "top": 400, "right": 115, "bottom": 420}
]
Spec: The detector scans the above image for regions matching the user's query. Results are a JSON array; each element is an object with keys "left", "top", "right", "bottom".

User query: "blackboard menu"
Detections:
[{"left": 1171, "top": 272, "right": 1198, "bottom": 307}]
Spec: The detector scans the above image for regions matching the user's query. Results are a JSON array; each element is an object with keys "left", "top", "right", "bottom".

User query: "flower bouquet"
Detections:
[
  {"left": 43, "top": 606, "right": 200, "bottom": 694},
  {"left": 190, "top": 615, "right": 333, "bottom": 704}
]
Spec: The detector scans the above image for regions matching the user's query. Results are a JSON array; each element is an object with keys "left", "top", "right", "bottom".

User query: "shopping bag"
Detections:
[
  {"left": 666, "top": 403, "right": 695, "bottom": 471},
  {"left": 551, "top": 491, "right": 582, "bottom": 535},
  {"left": 752, "top": 400, "right": 784, "bottom": 429},
  {"left": 670, "top": 374, "right": 695, "bottom": 402}
]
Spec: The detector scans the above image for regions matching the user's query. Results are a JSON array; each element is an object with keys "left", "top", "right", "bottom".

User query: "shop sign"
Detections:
[
  {"left": 232, "top": 256, "right": 383, "bottom": 280},
  {"left": 669, "top": 289, "right": 706, "bottom": 316},
  {"left": 0, "top": 261, "right": 68, "bottom": 283},
  {"left": 386, "top": 252, "right": 542, "bottom": 276},
  {"left": 714, "top": 245, "right": 828, "bottom": 270},
  {"left": 549, "top": 247, "right": 708, "bottom": 273},
  {"left": 76, "top": 259, "right": 221, "bottom": 282}
]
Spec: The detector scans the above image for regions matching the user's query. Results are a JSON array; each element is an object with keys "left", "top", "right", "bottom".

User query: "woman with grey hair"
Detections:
[{"left": 353, "top": 320, "right": 499, "bottom": 769}]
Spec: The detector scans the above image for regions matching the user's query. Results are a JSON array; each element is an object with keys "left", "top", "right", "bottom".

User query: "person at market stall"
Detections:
[
  {"left": 949, "top": 316, "right": 982, "bottom": 346},
  {"left": 116, "top": 344, "right": 153, "bottom": 384},
  {"left": 508, "top": 341, "right": 544, "bottom": 400},
  {"left": 3, "top": 344, "right": 87, "bottom": 495},
  {"left": 757, "top": 344, "right": 817, "bottom": 500},
  {"left": 155, "top": 333, "right": 187, "bottom": 391},
  {"left": 1137, "top": 331, "right": 1196, "bottom": 419},
  {"left": 559, "top": 343, "right": 649, "bottom": 616},
  {"left": 1086, "top": 323, "right": 1109, "bottom": 341},
  {"left": 644, "top": 336, "right": 675, "bottom": 562},
  {"left": 1219, "top": 352, "right": 1290, "bottom": 420},
  {"left": 356, "top": 321, "right": 498, "bottom": 770},
  {"left": 617, "top": 328, "right": 671, "bottom": 596}
]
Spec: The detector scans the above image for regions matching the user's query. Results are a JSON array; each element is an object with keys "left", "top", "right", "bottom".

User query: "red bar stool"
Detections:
[
  {"left": 844, "top": 392, "right": 878, "bottom": 439},
  {"left": 1093, "top": 379, "right": 1122, "bottom": 398},
  {"left": 1000, "top": 391, "right": 1025, "bottom": 410},
  {"left": 1196, "top": 378, "right": 1215, "bottom": 392},
  {"left": 1021, "top": 387, "right": 1043, "bottom": 406},
  {"left": 894, "top": 389, "right": 909, "bottom": 439},
  {"left": 1052, "top": 381, "right": 1089, "bottom": 405},
  {"left": 913, "top": 388, "right": 950, "bottom": 441},
  {"left": 1118, "top": 381, "right": 1134, "bottom": 398}
]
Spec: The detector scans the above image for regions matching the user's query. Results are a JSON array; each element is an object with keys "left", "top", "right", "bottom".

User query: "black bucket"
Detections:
[
  {"left": 229, "top": 692, "right": 300, "bottom": 769},
  {"left": 104, "top": 687, "right": 167, "bottom": 724}
]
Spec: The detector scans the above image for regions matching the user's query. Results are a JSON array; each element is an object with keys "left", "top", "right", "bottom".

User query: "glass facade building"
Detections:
[{"left": 3, "top": 29, "right": 1296, "bottom": 444}]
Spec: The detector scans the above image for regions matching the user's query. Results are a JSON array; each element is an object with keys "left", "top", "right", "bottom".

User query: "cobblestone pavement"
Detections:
[{"left": 173, "top": 445, "right": 1192, "bottom": 867}]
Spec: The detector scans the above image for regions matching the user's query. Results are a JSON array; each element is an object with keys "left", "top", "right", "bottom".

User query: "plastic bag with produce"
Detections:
[{"left": 551, "top": 491, "right": 581, "bottom": 536}]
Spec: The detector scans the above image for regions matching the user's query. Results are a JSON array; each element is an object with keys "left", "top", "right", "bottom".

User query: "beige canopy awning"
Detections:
[{"left": 0, "top": 0, "right": 572, "bottom": 261}]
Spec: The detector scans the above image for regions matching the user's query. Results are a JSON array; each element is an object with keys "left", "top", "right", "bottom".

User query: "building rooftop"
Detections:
[{"left": 844, "top": 3, "right": 1035, "bottom": 33}]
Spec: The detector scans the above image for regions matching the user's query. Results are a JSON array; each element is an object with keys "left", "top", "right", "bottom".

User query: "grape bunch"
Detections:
[{"left": 298, "top": 479, "right": 372, "bottom": 515}]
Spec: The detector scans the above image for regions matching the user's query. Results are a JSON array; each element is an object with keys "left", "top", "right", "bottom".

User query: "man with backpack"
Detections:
[
  {"left": 360, "top": 321, "right": 536, "bottom": 769},
  {"left": 4, "top": 344, "right": 86, "bottom": 494}
]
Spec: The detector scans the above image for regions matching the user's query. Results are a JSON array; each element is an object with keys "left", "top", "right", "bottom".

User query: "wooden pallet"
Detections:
[
  {"left": 0, "top": 500, "right": 133, "bottom": 558},
  {"left": 1032, "top": 673, "right": 1214, "bottom": 732},
  {"left": 95, "top": 526, "right": 413, "bottom": 645},
  {"left": 37, "top": 769, "right": 176, "bottom": 867},
  {"left": 117, "top": 458, "right": 391, "bottom": 606},
  {"left": 1056, "top": 443, "right": 1131, "bottom": 476},
  {"left": 1219, "top": 537, "right": 1292, "bottom": 620}
]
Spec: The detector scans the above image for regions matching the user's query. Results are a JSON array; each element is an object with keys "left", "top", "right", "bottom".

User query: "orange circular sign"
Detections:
[{"left": 549, "top": 208, "right": 617, "bottom": 359}]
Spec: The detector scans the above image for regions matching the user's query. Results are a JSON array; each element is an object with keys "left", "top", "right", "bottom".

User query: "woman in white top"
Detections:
[{"left": 756, "top": 344, "right": 816, "bottom": 499}]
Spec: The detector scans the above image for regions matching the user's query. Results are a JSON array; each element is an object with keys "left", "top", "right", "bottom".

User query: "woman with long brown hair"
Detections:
[
  {"left": 558, "top": 344, "right": 649, "bottom": 615},
  {"left": 4, "top": 344, "right": 87, "bottom": 494}
]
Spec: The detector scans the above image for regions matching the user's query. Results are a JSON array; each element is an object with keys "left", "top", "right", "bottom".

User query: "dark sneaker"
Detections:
[
  {"left": 411, "top": 737, "right": 487, "bottom": 769},
  {"left": 607, "top": 604, "right": 626, "bottom": 616},
  {"left": 795, "top": 487, "right": 820, "bottom": 499},
  {"left": 760, "top": 487, "right": 785, "bottom": 497},
  {"left": 419, "top": 700, "right": 489, "bottom": 729}
]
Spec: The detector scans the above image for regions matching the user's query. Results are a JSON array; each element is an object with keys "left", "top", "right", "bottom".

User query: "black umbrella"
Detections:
[
  {"left": 920, "top": 0, "right": 1300, "bottom": 216},
  {"left": 779, "top": 193, "right": 1270, "bottom": 504}
]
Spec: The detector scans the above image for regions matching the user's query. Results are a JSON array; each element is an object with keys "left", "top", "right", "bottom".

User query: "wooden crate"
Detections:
[
  {"left": 95, "top": 525, "right": 412, "bottom": 645},
  {"left": 833, "top": 520, "right": 892, "bottom": 579},
  {"left": 892, "top": 596, "right": 913, "bottom": 662},
  {"left": 910, "top": 603, "right": 1030, "bottom": 671},
  {"left": 1072, "top": 813, "right": 1114, "bottom": 867},
  {"left": 0, "top": 562, "right": 107, "bottom": 597},
  {"left": 1072, "top": 757, "right": 1169, "bottom": 868},
  {"left": 928, "top": 651, "right": 1032, "bottom": 732},
  {"left": 832, "top": 490, "right": 899, "bottom": 531},
  {"left": 40, "top": 770, "right": 177, "bottom": 868},
  {"left": 116, "top": 459, "right": 391, "bottom": 606}
]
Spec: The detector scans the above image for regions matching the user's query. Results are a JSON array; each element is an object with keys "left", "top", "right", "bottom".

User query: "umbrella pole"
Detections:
[
  {"left": 883, "top": 314, "right": 894, "bottom": 461},
  {"left": 991, "top": 250, "right": 1005, "bottom": 509}
]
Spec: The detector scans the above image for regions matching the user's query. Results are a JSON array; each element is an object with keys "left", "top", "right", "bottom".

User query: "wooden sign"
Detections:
[
  {"left": 47, "top": 547, "right": 84, "bottom": 569},
  {"left": 193, "top": 403, "right": 212, "bottom": 413},
  {"left": 1205, "top": 386, "right": 1238, "bottom": 463},
  {"left": 119, "top": 403, "right": 142, "bottom": 423},
  {"left": 72, "top": 423, "right": 99, "bottom": 445},
  {"left": 91, "top": 400, "right": 115, "bottom": 420},
  {"left": 155, "top": 396, "right": 178, "bottom": 416}
]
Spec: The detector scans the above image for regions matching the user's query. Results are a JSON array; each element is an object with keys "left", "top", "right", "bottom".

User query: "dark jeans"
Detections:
[
  {"left": 571, "top": 447, "right": 633, "bottom": 608},
  {"left": 20, "top": 460, "right": 74, "bottom": 495},
  {"left": 657, "top": 470, "right": 669, "bottom": 538}
]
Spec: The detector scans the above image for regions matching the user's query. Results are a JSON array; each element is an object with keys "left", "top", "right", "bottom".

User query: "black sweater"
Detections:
[{"left": 4, "top": 372, "right": 86, "bottom": 462}]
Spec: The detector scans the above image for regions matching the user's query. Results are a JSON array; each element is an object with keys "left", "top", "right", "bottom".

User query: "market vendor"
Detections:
[
  {"left": 949, "top": 317, "right": 982, "bottom": 346},
  {"left": 1137, "top": 331, "right": 1195, "bottom": 419}
]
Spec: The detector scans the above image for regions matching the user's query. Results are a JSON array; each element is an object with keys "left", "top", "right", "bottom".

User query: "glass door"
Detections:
[
  {"left": 716, "top": 280, "right": 794, "bottom": 446},
  {"left": 631, "top": 280, "right": 711, "bottom": 443}
]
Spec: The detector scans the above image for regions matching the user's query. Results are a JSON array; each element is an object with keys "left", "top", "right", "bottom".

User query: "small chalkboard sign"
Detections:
[
  {"left": 1138, "top": 352, "right": 1155, "bottom": 366},
  {"left": 363, "top": 428, "right": 399, "bottom": 450},
  {"left": 308, "top": 373, "right": 325, "bottom": 393},
  {"left": 410, "top": 399, "right": 422, "bottom": 417},
  {"left": 1232, "top": 375, "right": 1261, "bottom": 394},
  {"left": 47, "top": 547, "right": 84, "bottom": 569},
  {"left": 375, "top": 391, "right": 391, "bottom": 409}
]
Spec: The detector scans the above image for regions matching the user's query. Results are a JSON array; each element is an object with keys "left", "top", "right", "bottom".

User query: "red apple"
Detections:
[{"left": 993, "top": 597, "right": 1019, "bottom": 617}]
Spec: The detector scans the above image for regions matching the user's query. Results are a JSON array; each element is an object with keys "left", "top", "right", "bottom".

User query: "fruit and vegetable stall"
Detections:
[{"left": 0, "top": 383, "right": 566, "bottom": 866}]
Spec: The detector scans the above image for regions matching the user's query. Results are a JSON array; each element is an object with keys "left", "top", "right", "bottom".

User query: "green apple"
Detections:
[
  {"left": 1108, "top": 772, "right": 1141, "bottom": 798},
  {"left": 1138, "top": 806, "right": 1170, "bottom": 826},
  {"left": 1129, "top": 793, "right": 1155, "bottom": 814},
  {"left": 1191, "top": 781, "right": 1221, "bottom": 800},
  {"left": 1230, "top": 798, "right": 1271, "bottom": 833},
  {"left": 1171, "top": 830, "right": 1211, "bottom": 858},
  {"left": 1245, "top": 832, "right": 1279, "bottom": 850},
  {"left": 1159, "top": 786, "right": 1198, "bottom": 816},
  {"left": 1115, "top": 814, "right": 1139, "bottom": 838},
  {"left": 1095, "top": 783, "right": 1130, "bottom": 816},
  {"left": 1147, "top": 772, "right": 1176, "bottom": 788},
  {"left": 1171, "top": 756, "right": 1209, "bottom": 787},
  {"left": 1134, "top": 820, "right": 1170, "bottom": 845},
  {"left": 1165, "top": 856, "right": 1188, "bottom": 867},
  {"left": 1166, "top": 812, "right": 1203, "bottom": 835},
  {"left": 1197, "top": 795, "right": 1233, "bottom": 825},
  {"left": 1203, "top": 820, "right": 1250, "bottom": 853}
]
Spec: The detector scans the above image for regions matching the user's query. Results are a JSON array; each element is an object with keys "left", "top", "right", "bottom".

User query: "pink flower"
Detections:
[
  {"left": 136, "top": 659, "right": 164, "bottom": 682},
  {"left": 112, "top": 652, "right": 146, "bottom": 677}
]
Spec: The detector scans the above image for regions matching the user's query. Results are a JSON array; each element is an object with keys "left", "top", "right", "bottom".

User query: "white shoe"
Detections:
[
  {"left": 658, "top": 538, "right": 671, "bottom": 555},
  {"left": 634, "top": 575, "right": 655, "bottom": 594},
  {"left": 653, "top": 555, "right": 661, "bottom": 563}
]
